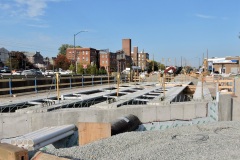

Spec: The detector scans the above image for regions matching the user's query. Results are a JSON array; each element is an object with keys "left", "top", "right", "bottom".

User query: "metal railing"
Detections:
[{"left": 0, "top": 75, "right": 118, "bottom": 97}]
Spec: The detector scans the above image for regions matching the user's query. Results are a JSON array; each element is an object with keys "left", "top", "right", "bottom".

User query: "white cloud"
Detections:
[
  {"left": 15, "top": 0, "right": 47, "bottom": 18},
  {"left": 0, "top": 3, "right": 11, "bottom": 10},
  {"left": 26, "top": 24, "right": 49, "bottom": 28},
  {"left": 196, "top": 14, "right": 215, "bottom": 19},
  {"left": 0, "top": 0, "right": 66, "bottom": 19}
]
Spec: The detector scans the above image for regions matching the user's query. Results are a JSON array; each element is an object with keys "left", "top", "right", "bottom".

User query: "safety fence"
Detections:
[
  {"left": 0, "top": 75, "right": 121, "bottom": 96},
  {"left": 204, "top": 76, "right": 235, "bottom": 95}
]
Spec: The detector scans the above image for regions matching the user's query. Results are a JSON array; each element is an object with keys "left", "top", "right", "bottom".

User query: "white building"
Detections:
[{"left": 0, "top": 47, "right": 9, "bottom": 65}]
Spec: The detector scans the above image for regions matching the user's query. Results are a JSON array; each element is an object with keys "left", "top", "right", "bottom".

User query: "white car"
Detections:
[
  {"left": 59, "top": 70, "right": 71, "bottom": 75},
  {"left": 44, "top": 70, "right": 55, "bottom": 75},
  {"left": 12, "top": 71, "right": 22, "bottom": 75}
]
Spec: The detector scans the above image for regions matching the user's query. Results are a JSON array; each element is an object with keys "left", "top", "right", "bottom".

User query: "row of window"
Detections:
[
  {"left": 101, "top": 55, "right": 116, "bottom": 59},
  {"left": 69, "top": 51, "right": 89, "bottom": 55}
]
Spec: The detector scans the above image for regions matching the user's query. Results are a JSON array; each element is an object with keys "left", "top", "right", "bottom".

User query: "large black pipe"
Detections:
[{"left": 111, "top": 114, "right": 141, "bottom": 135}]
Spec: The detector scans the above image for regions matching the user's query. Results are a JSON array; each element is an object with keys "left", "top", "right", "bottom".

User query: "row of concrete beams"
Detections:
[
  {"left": 90, "top": 86, "right": 163, "bottom": 109},
  {"left": 13, "top": 83, "right": 156, "bottom": 113},
  {"left": 193, "top": 81, "right": 212, "bottom": 101},
  {"left": 148, "top": 82, "right": 192, "bottom": 105}
]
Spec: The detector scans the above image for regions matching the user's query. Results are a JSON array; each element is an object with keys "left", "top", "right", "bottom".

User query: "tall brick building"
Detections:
[
  {"left": 122, "top": 39, "right": 131, "bottom": 56},
  {"left": 132, "top": 46, "right": 138, "bottom": 66},
  {"left": 66, "top": 48, "right": 99, "bottom": 68}
]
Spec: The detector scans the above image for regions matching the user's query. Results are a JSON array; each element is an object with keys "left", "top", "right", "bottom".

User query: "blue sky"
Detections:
[{"left": 0, "top": 0, "right": 240, "bottom": 67}]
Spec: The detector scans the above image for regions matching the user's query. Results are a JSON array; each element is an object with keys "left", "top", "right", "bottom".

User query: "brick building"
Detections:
[
  {"left": 122, "top": 39, "right": 131, "bottom": 56},
  {"left": 99, "top": 50, "right": 117, "bottom": 72},
  {"left": 132, "top": 46, "right": 138, "bottom": 66},
  {"left": 66, "top": 48, "right": 99, "bottom": 68}
]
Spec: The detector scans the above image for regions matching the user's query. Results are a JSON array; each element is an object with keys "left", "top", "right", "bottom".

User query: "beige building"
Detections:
[
  {"left": 138, "top": 51, "right": 149, "bottom": 71},
  {"left": 208, "top": 56, "right": 240, "bottom": 74}
]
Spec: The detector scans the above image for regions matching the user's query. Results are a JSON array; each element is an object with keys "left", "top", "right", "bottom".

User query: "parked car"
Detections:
[
  {"left": 21, "top": 69, "right": 42, "bottom": 76},
  {"left": 12, "top": 70, "right": 22, "bottom": 75},
  {"left": 44, "top": 70, "right": 55, "bottom": 75},
  {"left": 0, "top": 68, "right": 11, "bottom": 73},
  {"left": 59, "top": 70, "right": 71, "bottom": 75}
]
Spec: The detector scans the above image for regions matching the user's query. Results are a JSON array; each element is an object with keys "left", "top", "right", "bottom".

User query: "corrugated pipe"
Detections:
[{"left": 111, "top": 114, "right": 141, "bottom": 135}]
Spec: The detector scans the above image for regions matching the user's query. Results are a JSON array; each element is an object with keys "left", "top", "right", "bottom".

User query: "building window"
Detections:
[
  {"left": 86, "top": 51, "right": 88, "bottom": 55},
  {"left": 86, "top": 57, "right": 88, "bottom": 61},
  {"left": 106, "top": 61, "right": 108, "bottom": 64},
  {"left": 102, "top": 61, "right": 104, "bottom": 64},
  {"left": 83, "top": 51, "right": 85, "bottom": 55},
  {"left": 83, "top": 57, "right": 85, "bottom": 60}
]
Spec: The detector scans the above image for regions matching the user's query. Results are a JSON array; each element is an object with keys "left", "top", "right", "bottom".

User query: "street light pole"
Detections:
[{"left": 74, "top": 30, "right": 87, "bottom": 74}]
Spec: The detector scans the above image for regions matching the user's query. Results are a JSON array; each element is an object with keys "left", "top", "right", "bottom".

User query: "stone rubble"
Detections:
[{"left": 45, "top": 121, "right": 240, "bottom": 160}]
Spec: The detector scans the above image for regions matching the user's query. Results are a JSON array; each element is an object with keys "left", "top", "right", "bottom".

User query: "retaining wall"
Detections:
[{"left": 0, "top": 101, "right": 208, "bottom": 139}]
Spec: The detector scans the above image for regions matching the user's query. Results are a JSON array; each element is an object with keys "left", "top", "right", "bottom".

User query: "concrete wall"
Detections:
[
  {"left": 0, "top": 102, "right": 208, "bottom": 139},
  {"left": 218, "top": 94, "right": 232, "bottom": 121},
  {"left": 232, "top": 97, "right": 240, "bottom": 121}
]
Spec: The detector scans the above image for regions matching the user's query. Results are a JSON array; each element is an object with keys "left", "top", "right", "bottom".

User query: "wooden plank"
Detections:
[
  {"left": 218, "top": 80, "right": 234, "bottom": 83},
  {"left": 78, "top": 122, "right": 111, "bottom": 145},
  {"left": 219, "top": 86, "right": 234, "bottom": 89}
]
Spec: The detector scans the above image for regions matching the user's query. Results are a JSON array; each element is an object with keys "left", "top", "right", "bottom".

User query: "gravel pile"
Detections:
[{"left": 45, "top": 121, "right": 240, "bottom": 160}]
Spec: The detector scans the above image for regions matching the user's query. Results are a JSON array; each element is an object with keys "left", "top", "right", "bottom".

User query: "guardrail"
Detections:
[{"left": 0, "top": 75, "right": 120, "bottom": 97}]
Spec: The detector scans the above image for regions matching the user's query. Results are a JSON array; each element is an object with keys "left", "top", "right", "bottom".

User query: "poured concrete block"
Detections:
[
  {"left": 156, "top": 105, "right": 171, "bottom": 121},
  {"left": 171, "top": 105, "right": 184, "bottom": 120},
  {"left": 195, "top": 102, "right": 207, "bottom": 118},
  {"left": 142, "top": 106, "right": 157, "bottom": 123},
  {"left": 232, "top": 98, "right": 240, "bottom": 121},
  {"left": 183, "top": 104, "right": 196, "bottom": 120},
  {"left": 218, "top": 94, "right": 232, "bottom": 121}
]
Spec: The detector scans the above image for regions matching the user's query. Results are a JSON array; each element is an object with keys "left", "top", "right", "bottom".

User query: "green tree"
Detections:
[
  {"left": 148, "top": 60, "right": 159, "bottom": 73},
  {"left": 69, "top": 64, "right": 75, "bottom": 73},
  {"left": 158, "top": 63, "right": 165, "bottom": 70},
  {"left": 77, "top": 64, "right": 84, "bottom": 74},
  {"left": 58, "top": 44, "right": 82, "bottom": 55}
]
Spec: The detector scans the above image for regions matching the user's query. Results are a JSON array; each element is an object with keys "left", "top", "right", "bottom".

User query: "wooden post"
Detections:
[
  {"left": 163, "top": 73, "right": 166, "bottom": 97},
  {"left": 201, "top": 75, "right": 204, "bottom": 99},
  {"left": 108, "top": 67, "right": 110, "bottom": 87},
  {"left": 56, "top": 72, "right": 60, "bottom": 101},
  {"left": 117, "top": 72, "right": 120, "bottom": 97}
]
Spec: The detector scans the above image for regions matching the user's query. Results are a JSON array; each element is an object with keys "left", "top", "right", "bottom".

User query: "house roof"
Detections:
[{"left": 0, "top": 47, "right": 9, "bottom": 53}]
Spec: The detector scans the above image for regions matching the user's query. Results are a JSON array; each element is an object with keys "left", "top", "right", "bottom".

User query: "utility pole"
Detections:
[
  {"left": 74, "top": 30, "right": 87, "bottom": 74},
  {"left": 152, "top": 54, "right": 154, "bottom": 72}
]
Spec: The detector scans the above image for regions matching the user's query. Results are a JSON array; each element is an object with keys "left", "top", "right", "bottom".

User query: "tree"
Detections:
[
  {"left": 90, "top": 64, "right": 97, "bottom": 75},
  {"left": 76, "top": 64, "right": 84, "bottom": 74},
  {"left": 148, "top": 60, "right": 159, "bottom": 73},
  {"left": 6, "top": 51, "right": 35, "bottom": 70},
  {"left": 55, "top": 54, "right": 70, "bottom": 70},
  {"left": 158, "top": 63, "right": 165, "bottom": 70},
  {"left": 69, "top": 64, "right": 75, "bottom": 73},
  {"left": 58, "top": 44, "right": 81, "bottom": 55}
]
